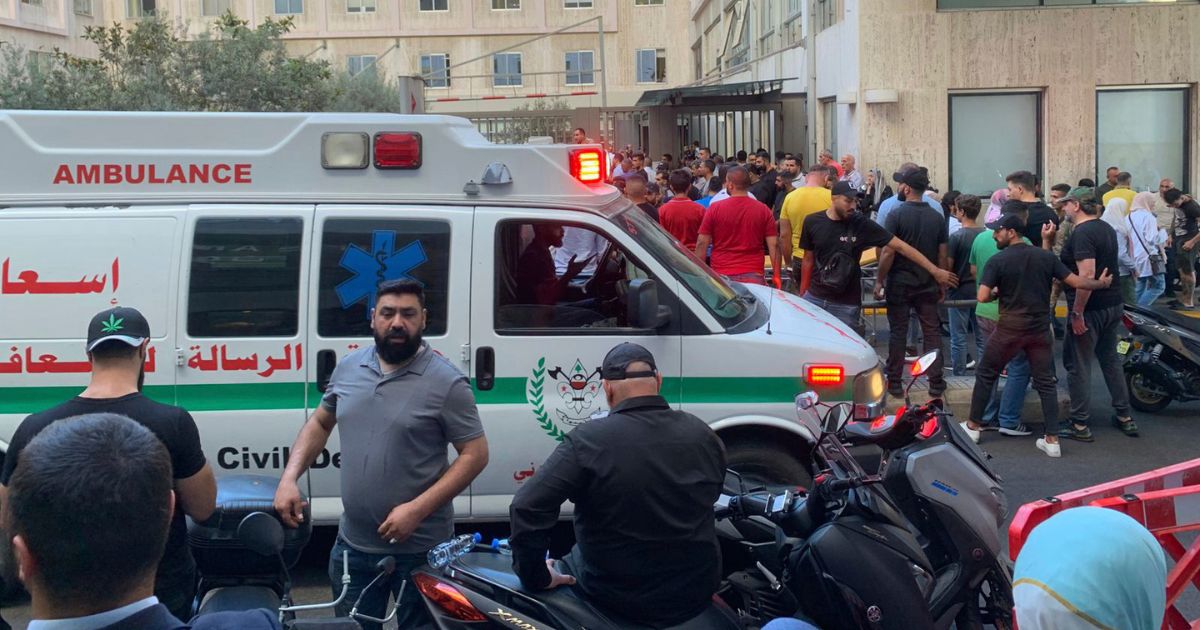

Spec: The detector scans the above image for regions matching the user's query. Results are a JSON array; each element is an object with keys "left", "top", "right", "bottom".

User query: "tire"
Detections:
[
  {"left": 955, "top": 558, "right": 1014, "bottom": 630},
  {"left": 1127, "top": 371, "right": 1172, "bottom": 413},
  {"left": 723, "top": 438, "right": 813, "bottom": 494}
]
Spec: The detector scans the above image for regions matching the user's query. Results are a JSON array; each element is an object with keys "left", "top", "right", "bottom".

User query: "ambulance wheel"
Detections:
[{"left": 722, "top": 435, "right": 813, "bottom": 494}]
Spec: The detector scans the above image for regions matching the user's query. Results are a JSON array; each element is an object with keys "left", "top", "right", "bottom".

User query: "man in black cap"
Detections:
[
  {"left": 964, "top": 215, "right": 1113, "bottom": 458},
  {"left": 0, "top": 307, "right": 216, "bottom": 621},
  {"left": 799, "top": 181, "right": 956, "bottom": 335},
  {"left": 875, "top": 167, "right": 953, "bottom": 397},
  {"left": 509, "top": 343, "right": 726, "bottom": 627}
]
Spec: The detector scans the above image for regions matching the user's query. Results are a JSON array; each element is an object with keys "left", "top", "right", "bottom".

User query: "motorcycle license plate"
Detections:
[{"left": 1117, "top": 340, "right": 1132, "bottom": 355}]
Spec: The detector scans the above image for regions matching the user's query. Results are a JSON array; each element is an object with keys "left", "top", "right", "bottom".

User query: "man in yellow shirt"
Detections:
[
  {"left": 780, "top": 165, "right": 834, "bottom": 285},
  {"left": 1101, "top": 172, "right": 1136, "bottom": 212}
]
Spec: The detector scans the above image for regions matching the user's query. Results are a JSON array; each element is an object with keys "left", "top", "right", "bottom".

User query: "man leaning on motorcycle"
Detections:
[{"left": 508, "top": 343, "right": 728, "bottom": 628}]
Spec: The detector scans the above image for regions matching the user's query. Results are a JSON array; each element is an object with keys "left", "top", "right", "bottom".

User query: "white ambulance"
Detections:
[{"left": 0, "top": 111, "right": 885, "bottom": 523}]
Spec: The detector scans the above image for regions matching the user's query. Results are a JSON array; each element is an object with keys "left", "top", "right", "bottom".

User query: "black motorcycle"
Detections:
[
  {"left": 718, "top": 352, "right": 1012, "bottom": 630},
  {"left": 1122, "top": 304, "right": 1200, "bottom": 411}
]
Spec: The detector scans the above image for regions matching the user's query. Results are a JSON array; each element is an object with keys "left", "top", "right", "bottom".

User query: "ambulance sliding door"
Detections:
[
  {"left": 175, "top": 206, "right": 314, "bottom": 506},
  {"left": 306, "top": 205, "right": 474, "bottom": 522}
]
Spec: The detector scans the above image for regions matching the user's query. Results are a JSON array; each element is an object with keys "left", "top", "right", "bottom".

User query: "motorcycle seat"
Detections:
[
  {"left": 1148, "top": 306, "right": 1200, "bottom": 335},
  {"left": 454, "top": 552, "right": 740, "bottom": 629},
  {"left": 196, "top": 585, "right": 280, "bottom": 616}
]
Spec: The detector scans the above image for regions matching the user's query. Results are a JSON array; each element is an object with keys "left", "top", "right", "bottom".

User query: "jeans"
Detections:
[
  {"left": 1136, "top": 273, "right": 1166, "bottom": 306},
  {"left": 329, "top": 536, "right": 432, "bottom": 630},
  {"left": 975, "top": 317, "right": 1031, "bottom": 429},
  {"left": 969, "top": 324, "right": 1060, "bottom": 436},
  {"left": 803, "top": 293, "right": 863, "bottom": 336},
  {"left": 1063, "top": 304, "right": 1131, "bottom": 426},
  {"left": 948, "top": 307, "right": 983, "bottom": 376},
  {"left": 886, "top": 288, "right": 944, "bottom": 391}
]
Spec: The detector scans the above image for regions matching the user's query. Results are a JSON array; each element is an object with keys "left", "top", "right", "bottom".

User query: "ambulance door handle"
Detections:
[
  {"left": 316, "top": 350, "right": 337, "bottom": 393},
  {"left": 475, "top": 346, "right": 495, "bottom": 391}
]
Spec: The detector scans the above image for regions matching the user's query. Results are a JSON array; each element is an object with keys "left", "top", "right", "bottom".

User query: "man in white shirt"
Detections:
[{"left": 839, "top": 154, "right": 864, "bottom": 190}]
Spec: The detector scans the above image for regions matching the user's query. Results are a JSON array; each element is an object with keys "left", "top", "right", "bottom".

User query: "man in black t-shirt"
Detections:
[
  {"left": 946, "top": 194, "right": 986, "bottom": 375},
  {"left": 876, "top": 169, "right": 953, "bottom": 397},
  {"left": 0, "top": 307, "right": 216, "bottom": 621},
  {"left": 1166, "top": 188, "right": 1200, "bottom": 309},
  {"left": 965, "top": 215, "right": 1113, "bottom": 458},
  {"left": 799, "top": 181, "right": 955, "bottom": 336},
  {"left": 1056, "top": 195, "right": 1138, "bottom": 441}
]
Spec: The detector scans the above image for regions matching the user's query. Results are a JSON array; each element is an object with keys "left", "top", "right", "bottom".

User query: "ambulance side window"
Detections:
[
  {"left": 493, "top": 220, "right": 653, "bottom": 332},
  {"left": 317, "top": 219, "right": 451, "bottom": 337},
  {"left": 188, "top": 218, "right": 303, "bottom": 337}
]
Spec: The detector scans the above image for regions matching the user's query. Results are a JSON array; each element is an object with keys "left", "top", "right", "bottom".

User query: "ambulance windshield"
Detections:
[{"left": 611, "top": 204, "right": 753, "bottom": 327}]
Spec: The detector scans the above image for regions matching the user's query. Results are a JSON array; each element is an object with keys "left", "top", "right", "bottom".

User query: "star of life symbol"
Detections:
[{"left": 335, "top": 230, "right": 428, "bottom": 318}]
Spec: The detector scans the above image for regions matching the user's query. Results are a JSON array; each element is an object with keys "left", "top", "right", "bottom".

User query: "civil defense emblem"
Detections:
[{"left": 527, "top": 357, "right": 605, "bottom": 441}]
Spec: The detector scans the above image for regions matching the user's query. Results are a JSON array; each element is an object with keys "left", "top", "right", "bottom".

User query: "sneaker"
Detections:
[
  {"left": 978, "top": 423, "right": 1000, "bottom": 432},
  {"left": 958, "top": 421, "right": 981, "bottom": 444},
  {"left": 888, "top": 382, "right": 904, "bottom": 398},
  {"left": 904, "top": 353, "right": 920, "bottom": 362},
  {"left": 1036, "top": 438, "right": 1062, "bottom": 458},
  {"left": 928, "top": 384, "right": 946, "bottom": 398},
  {"left": 1057, "top": 424, "right": 1095, "bottom": 443},
  {"left": 999, "top": 424, "right": 1033, "bottom": 437},
  {"left": 965, "top": 359, "right": 976, "bottom": 370},
  {"left": 1113, "top": 416, "right": 1140, "bottom": 437}
]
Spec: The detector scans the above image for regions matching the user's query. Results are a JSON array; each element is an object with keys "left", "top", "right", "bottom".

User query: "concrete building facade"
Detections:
[
  {"left": 0, "top": 0, "right": 104, "bottom": 58},
  {"left": 692, "top": 0, "right": 1199, "bottom": 195}
]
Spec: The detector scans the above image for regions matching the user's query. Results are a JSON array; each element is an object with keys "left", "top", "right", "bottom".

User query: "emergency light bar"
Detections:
[
  {"left": 569, "top": 148, "right": 605, "bottom": 185},
  {"left": 375, "top": 132, "right": 422, "bottom": 169},
  {"left": 806, "top": 365, "right": 845, "bottom": 386},
  {"left": 319, "top": 132, "right": 422, "bottom": 170}
]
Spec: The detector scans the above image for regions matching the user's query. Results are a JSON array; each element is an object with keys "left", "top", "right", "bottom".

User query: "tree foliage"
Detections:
[{"left": 0, "top": 12, "right": 405, "bottom": 112}]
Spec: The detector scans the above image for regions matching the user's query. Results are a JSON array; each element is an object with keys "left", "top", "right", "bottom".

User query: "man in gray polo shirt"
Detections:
[{"left": 274, "top": 280, "right": 489, "bottom": 629}]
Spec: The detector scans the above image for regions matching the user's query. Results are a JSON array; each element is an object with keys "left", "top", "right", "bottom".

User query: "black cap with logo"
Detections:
[
  {"left": 831, "top": 180, "right": 862, "bottom": 199},
  {"left": 987, "top": 213, "right": 1026, "bottom": 233},
  {"left": 86, "top": 306, "right": 151, "bottom": 352},
  {"left": 601, "top": 343, "right": 658, "bottom": 380}
]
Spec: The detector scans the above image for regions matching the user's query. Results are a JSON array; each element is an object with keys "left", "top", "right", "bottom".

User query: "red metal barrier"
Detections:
[{"left": 1008, "top": 458, "right": 1200, "bottom": 630}]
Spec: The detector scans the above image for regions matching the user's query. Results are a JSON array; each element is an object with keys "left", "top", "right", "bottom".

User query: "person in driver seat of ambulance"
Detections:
[
  {"left": 515, "top": 223, "right": 594, "bottom": 307},
  {"left": 508, "top": 343, "right": 727, "bottom": 628}
]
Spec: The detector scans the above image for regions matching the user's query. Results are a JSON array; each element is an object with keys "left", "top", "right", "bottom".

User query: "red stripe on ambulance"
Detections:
[{"left": 52, "top": 163, "right": 252, "bottom": 185}]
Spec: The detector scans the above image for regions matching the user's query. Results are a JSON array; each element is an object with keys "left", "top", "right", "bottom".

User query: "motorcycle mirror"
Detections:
[
  {"left": 911, "top": 351, "right": 939, "bottom": 378},
  {"left": 825, "top": 403, "right": 851, "bottom": 434},
  {"left": 794, "top": 392, "right": 823, "bottom": 441},
  {"left": 237, "top": 512, "right": 285, "bottom": 558}
]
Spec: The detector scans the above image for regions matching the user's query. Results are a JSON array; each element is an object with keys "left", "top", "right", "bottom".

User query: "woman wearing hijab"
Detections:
[
  {"left": 1102, "top": 197, "right": 1138, "bottom": 304},
  {"left": 985, "top": 188, "right": 1008, "bottom": 224},
  {"left": 1014, "top": 506, "right": 1167, "bottom": 630},
  {"left": 1128, "top": 191, "right": 1169, "bottom": 306}
]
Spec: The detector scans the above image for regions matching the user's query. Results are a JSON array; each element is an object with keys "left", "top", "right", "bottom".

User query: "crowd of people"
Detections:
[{"left": 599, "top": 131, "right": 1196, "bottom": 460}]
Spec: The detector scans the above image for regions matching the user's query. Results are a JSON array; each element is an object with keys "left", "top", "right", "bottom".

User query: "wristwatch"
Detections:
[{"left": 1068, "top": 311, "right": 1083, "bottom": 320}]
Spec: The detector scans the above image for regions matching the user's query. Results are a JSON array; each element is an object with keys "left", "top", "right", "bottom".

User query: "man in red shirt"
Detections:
[
  {"left": 659, "top": 169, "right": 706, "bottom": 250},
  {"left": 695, "top": 166, "right": 780, "bottom": 286}
]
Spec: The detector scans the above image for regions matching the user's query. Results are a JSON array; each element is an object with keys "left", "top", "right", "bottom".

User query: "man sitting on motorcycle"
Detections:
[{"left": 509, "top": 343, "right": 727, "bottom": 627}]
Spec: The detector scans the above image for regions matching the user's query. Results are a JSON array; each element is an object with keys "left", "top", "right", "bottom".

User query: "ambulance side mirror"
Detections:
[{"left": 628, "top": 279, "right": 670, "bottom": 330}]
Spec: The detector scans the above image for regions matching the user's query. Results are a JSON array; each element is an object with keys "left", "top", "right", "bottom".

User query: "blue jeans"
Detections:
[
  {"left": 948, "top": 307, "right": 983, "bottom": 376},
  {"left": 976, "top": 317, "right": 1031, "bottom": 429},
  {"left": 802, "top": 293, "right": 863, "bottom": 336},
  {"left": 1136, "top": 273, "right": 1166, "bottom": 307},
  {"left": 328, "top": 536, "right": 432, "bottom": 630}
]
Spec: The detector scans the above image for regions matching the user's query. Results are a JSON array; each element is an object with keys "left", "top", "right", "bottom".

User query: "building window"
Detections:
[
  {"left": 634, "top": 0, "right": 664, "bottom": 5},
  {"left": 565, "top": 51, "right": 594, "bottom": 86},
  {"left": 1097, "top": 87, "right": 1189, "bottom": 190},
  {"left": 492, "top": 0, "right": 520, "bottom": 9},
  {"left": 348, "top": 55, "right": 378, "bottom": 77},
  {"left": 318, "top": 219, "right": 451, "bottom": 337},
  {"left": 126, "top": 0, "right": 156, "bottom": 17},
  {"left": 421, "top": 53, "right": 450, "bottom": 88},
  {"left": 722, "top": 0, "right": 749, "bottom": 68},
  {"left": 74, "top": 0, "right": 93, "bottom": 15},
  {"left": 20, "top": 0, "right": 44, "bottom": 6},
  {"left": 274, "top": 0, "right": 303, "bottom": 14},
  {"left": 201, "top": 0, "right": 231, "bottom": 16},
  {"left": 565, "top": 0, "right": 592, "bottom": 7},
  {"left": 348, "top": 0, "right": 376, "bottom": 11},
  {"left": 786, "top": 0, "right": 801, "bottom": 18},
  {"left": 636, "top": 48, "right": 665, "bottom": 83},
  {"left": 821, "top": 98, "right": 837, "bottom": 162},
  {"left": 188, "top": 218, "right": 303, "bottom": 338},
  {"left": 949, "top": 91, "right": 1042, "bottom": 195},
  {"left": 420, "top": 0, "right": 448, "bottom": 10},
  {"left": 815, "top": 0, "right": 838, "bottom": 33},
  {"left": 940, "top": 0, "right": 1193, "bottom": 8},
  {"left": 493, "top": 53, "right": 522, "bottom": 87}
]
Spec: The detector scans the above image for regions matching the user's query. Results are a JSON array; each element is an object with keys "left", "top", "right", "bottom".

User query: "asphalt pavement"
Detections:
[{"left": 3, "top": 337, "right": 1199, "bottom": 628}]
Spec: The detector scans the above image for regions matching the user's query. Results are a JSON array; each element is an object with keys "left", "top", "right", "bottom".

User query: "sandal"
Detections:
[{"left": 1113, "top": 415, "right": 1140, "bottom": 438}]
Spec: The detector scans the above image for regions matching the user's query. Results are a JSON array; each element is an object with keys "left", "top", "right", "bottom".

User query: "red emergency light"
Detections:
[
  {"left": 570, "top": 148, "right": 605, "bottom": 184},
  {"left": 374, "top": 132, "right": 422, "bottom": 169},
  {"left": 806, "top": 365, "right": 845, "bottom": 386}
]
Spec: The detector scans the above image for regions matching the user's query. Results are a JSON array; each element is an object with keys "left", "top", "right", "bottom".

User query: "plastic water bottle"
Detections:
[
  {"left": 427, "top": 533, "right": 481, "bottom": 569},
  {"left": 490, "top": 538, "right": 512, "bottom": 555}
]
